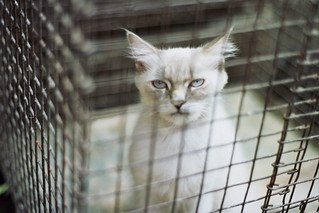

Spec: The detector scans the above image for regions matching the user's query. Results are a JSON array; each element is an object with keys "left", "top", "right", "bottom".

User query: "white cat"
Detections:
[{"left": 125, "top": 29, "right": 239, "bottom": 213}]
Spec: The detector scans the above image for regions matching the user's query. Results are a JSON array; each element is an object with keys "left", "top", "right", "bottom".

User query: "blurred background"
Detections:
[{"left": 82, "top": 0, "right": 319, "bottom": 112}]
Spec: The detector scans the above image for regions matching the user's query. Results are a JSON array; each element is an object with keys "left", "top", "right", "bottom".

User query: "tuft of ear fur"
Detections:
[{"left": 203, "top": 27, "right": 237, "bottom": 59}]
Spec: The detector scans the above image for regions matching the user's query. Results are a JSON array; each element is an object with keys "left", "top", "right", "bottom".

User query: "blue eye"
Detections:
[
  {"left": 189, "top": 79, "right": 205, "bottom": 88},
  {"left": 152, "top": 80, "right": 167, "bottom": 89}
]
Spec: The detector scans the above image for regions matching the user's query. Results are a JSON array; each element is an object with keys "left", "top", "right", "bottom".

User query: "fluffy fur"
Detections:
[{"left": 126, "top": 29, "right": 238, "bottom": 212}]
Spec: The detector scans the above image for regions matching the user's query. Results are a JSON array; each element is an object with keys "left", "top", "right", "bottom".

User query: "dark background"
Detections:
[{"left": 0, "top": 172, "right": 15, "bottom": 213}]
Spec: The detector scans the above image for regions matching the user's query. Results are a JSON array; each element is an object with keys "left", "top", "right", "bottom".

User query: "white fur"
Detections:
[{"left": 126, "top": 30, "right": 238, "bottom": 212}]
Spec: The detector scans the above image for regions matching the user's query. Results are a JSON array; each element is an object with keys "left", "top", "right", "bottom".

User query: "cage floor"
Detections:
[{"left": 87, "top": 91, "right": 318, "bottom": 213}]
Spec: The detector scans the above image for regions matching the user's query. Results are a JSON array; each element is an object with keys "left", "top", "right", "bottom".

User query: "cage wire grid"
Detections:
[
  {"left": 0, "top": 0, "right": 319, "bottom": 213},
  {"left": 0, "top": 0, "right": 91, "bottom": 212}
]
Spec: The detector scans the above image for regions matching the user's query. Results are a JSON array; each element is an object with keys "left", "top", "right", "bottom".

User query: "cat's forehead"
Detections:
[
  {"left": 160, "top": 48, "right": 195, "bottom": 63},
  {"left": 160, "top": 48, "right": 197, "bottom": 80}
]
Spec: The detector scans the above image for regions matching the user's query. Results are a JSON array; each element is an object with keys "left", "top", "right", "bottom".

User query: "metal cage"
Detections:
[{"left": 0, "top": 0, "right": 318, "bottom": 212}]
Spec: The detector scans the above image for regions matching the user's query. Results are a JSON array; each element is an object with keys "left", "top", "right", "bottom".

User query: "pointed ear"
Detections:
[
  {"left": 202, "top": 27, "right": 237, "bottom": 59},
  {"left": 123, "top": 29, "right": 158, "bottom": 72},
  {"left": 124, "top": 29, "right": 157, "bottom": 57}
]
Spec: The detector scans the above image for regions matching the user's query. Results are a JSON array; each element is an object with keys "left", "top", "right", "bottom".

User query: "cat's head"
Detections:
[{"left": 125, "top": 29, "right": 237, "bottom": 126}]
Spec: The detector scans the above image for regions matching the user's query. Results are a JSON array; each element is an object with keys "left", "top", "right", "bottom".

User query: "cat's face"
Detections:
[{"left": 126, "top": 29, "right": 236, "bottom": 125}]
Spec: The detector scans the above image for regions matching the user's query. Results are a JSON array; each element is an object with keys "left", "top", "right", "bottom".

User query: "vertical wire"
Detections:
[
  {"left": 71, "top": 119, "right": 76, "bottom": 213},
  {"left": 49, "top": 2, "right": 60, "bottom": 211},
  {"left": 16, "top": 1, "right": 30, "bottom": 209},
  {"left": 190, "top": 0, "right": 203, "bottom": 46},
  {"left": 61, "top": 52, "right": 68, "bottom": 213},
  {"left": 20, "top": 0, "right": 28, "bottom": 208},
  {"left": 195, "top": 1, "right": 235, "bottom": 211},
  {"left": 14, "top": 0, "right": 27, "bottom": 209},
  {"left": 144, "top": 1, "right": 171, "bottom": 211},
  {"left": 193, "top": 2, "right": 210, "bottom": 212},
  {"left": 80, "top": 116, "right": 90, "bottom": 213},
  {"left": 9, "top": 0, "right": 21, "bottom": 207},
  {"left": 144, "top": 104, "right": 160, "bottom": 213},
  {"left": 114, "top": 67, "right": 129, "bottom": 213},
  {"left": 160, "top": 0, "right": 171, "bottom": 42},
  {"left": 9, "top": 0, "right": 24, "bottom": 209},
  {"left": 53, "top": 87, "right": 59, "bottom": 212},
  {"left": 171, "top": 125, "right": 187, "bottom": 213},
  {"left": 8, "top": 2, "right": 22, "bottom": 208},
  {"left": 7, "top": 0, "right": 14, "bottom": 193},
  {"left": 41, "top": 2, "right": 54, "bottom": 212},
  {"left": 219, "top": 0, "right": 266, "bottom": 211},
  {"left": 62, "top": 112, "right": 66, "bottom": 213},
  {"left": 23, "top": 0, "right": 35, "bottom": 210},
  {"left": 67, "top": 2, "right": 76, "bottom": 211},
  {"left": 164, "top": 2, "right": 195, "bottom": 212},
  {"left": 23, "top": 1, "right": 33, "bottom": 209},
  {"left": 51, "top": 2, "right": 60, "bottom": 211},
  {"left": 80, "top": 5, "right": 92, "bottom": 211},
  {"left": 19, "top": 0, "right": 27, "bottom": 208},
  {"left": 18, "top": 0, "right": 31, "bottom": 209},
  {"left": 29, "top": 1, "right": 39, "bottom": 211},
  {"left": 46, "top": 5, "right": 52, "bottom": 211},
  {"left": 240, "top": 1, "right": 290, "bottom": 212},
  {"left": 34, "top": 1, "right": 42, "bottom": 211},
  {"left": 61, "top": 1, "right": 68, "bottom": 211},
  {"left": 14, "top": 1, "right": 23, "bottom": 207},
  {"left": 167, "top": 1, "right": 190, "bottom": 212},
  {"left": 38, "top": 0, "right": 48, "bottom": 211}
]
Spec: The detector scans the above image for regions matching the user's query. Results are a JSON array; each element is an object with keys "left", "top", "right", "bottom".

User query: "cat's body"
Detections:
[
  {"left": 130, "top": 103, "right": 237, "bottom": 212},
  {"left": 126, "top": 29, "right": 238, "bottom": 212}
]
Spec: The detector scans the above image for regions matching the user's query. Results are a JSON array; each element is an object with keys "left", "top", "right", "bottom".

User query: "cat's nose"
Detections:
[{"left": 173, "top": 101, "right": 185, "bottom": 110}]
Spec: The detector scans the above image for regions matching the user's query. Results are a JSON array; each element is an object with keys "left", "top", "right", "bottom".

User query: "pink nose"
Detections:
[{"left": 174, "top": 101, "right": 185, "bottom": 110}]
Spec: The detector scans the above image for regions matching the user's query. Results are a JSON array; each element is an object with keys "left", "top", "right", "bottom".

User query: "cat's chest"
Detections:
[
  {"left": 131, "top": 124, "right": 210, "bottom": 161},
  {"left": 157, "top": 127, "right": 209, "bottom": 154},
  {"left": 130, "top": 125, "right": 209, "bottom": 181},
  {"left": 129, "top": 117, "right": 233, "bottom": 184}
]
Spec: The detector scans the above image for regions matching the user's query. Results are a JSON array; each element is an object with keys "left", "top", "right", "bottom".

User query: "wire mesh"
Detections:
[
  {"left": 0, "top": 0, "right": 319, "bottom": 213},
  {"left": 0, "top": 0, "right": 91, "bottom": 212},
  {"left": 86, "top": 0, "right": 319, "bottom": 212}
]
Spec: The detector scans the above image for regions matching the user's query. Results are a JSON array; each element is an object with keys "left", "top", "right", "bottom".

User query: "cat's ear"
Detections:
[
  {"left": 124, "top": 29, "right": 158, "bottom": 72},
  {"left": 202, "top": 27, "right": 237, "bottom": 59},
  {"left": 125, "top": 30, "right": 157, "bottom": 55}
]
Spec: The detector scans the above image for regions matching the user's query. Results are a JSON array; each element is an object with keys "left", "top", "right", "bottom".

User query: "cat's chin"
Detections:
[
  {"left": 170, "top": 111, "right": 190, "bottom": 116},
  {"left": 161, "top": 112, "right": 200, "bottom": 126}
]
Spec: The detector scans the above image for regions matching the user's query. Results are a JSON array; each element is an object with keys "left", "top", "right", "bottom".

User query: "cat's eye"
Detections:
[
  {"left": 152, "top": 80, "right": 167, "bottom": 89},
  {"left": 189, "top": 79, "right": 205, "bottom": 88}
]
